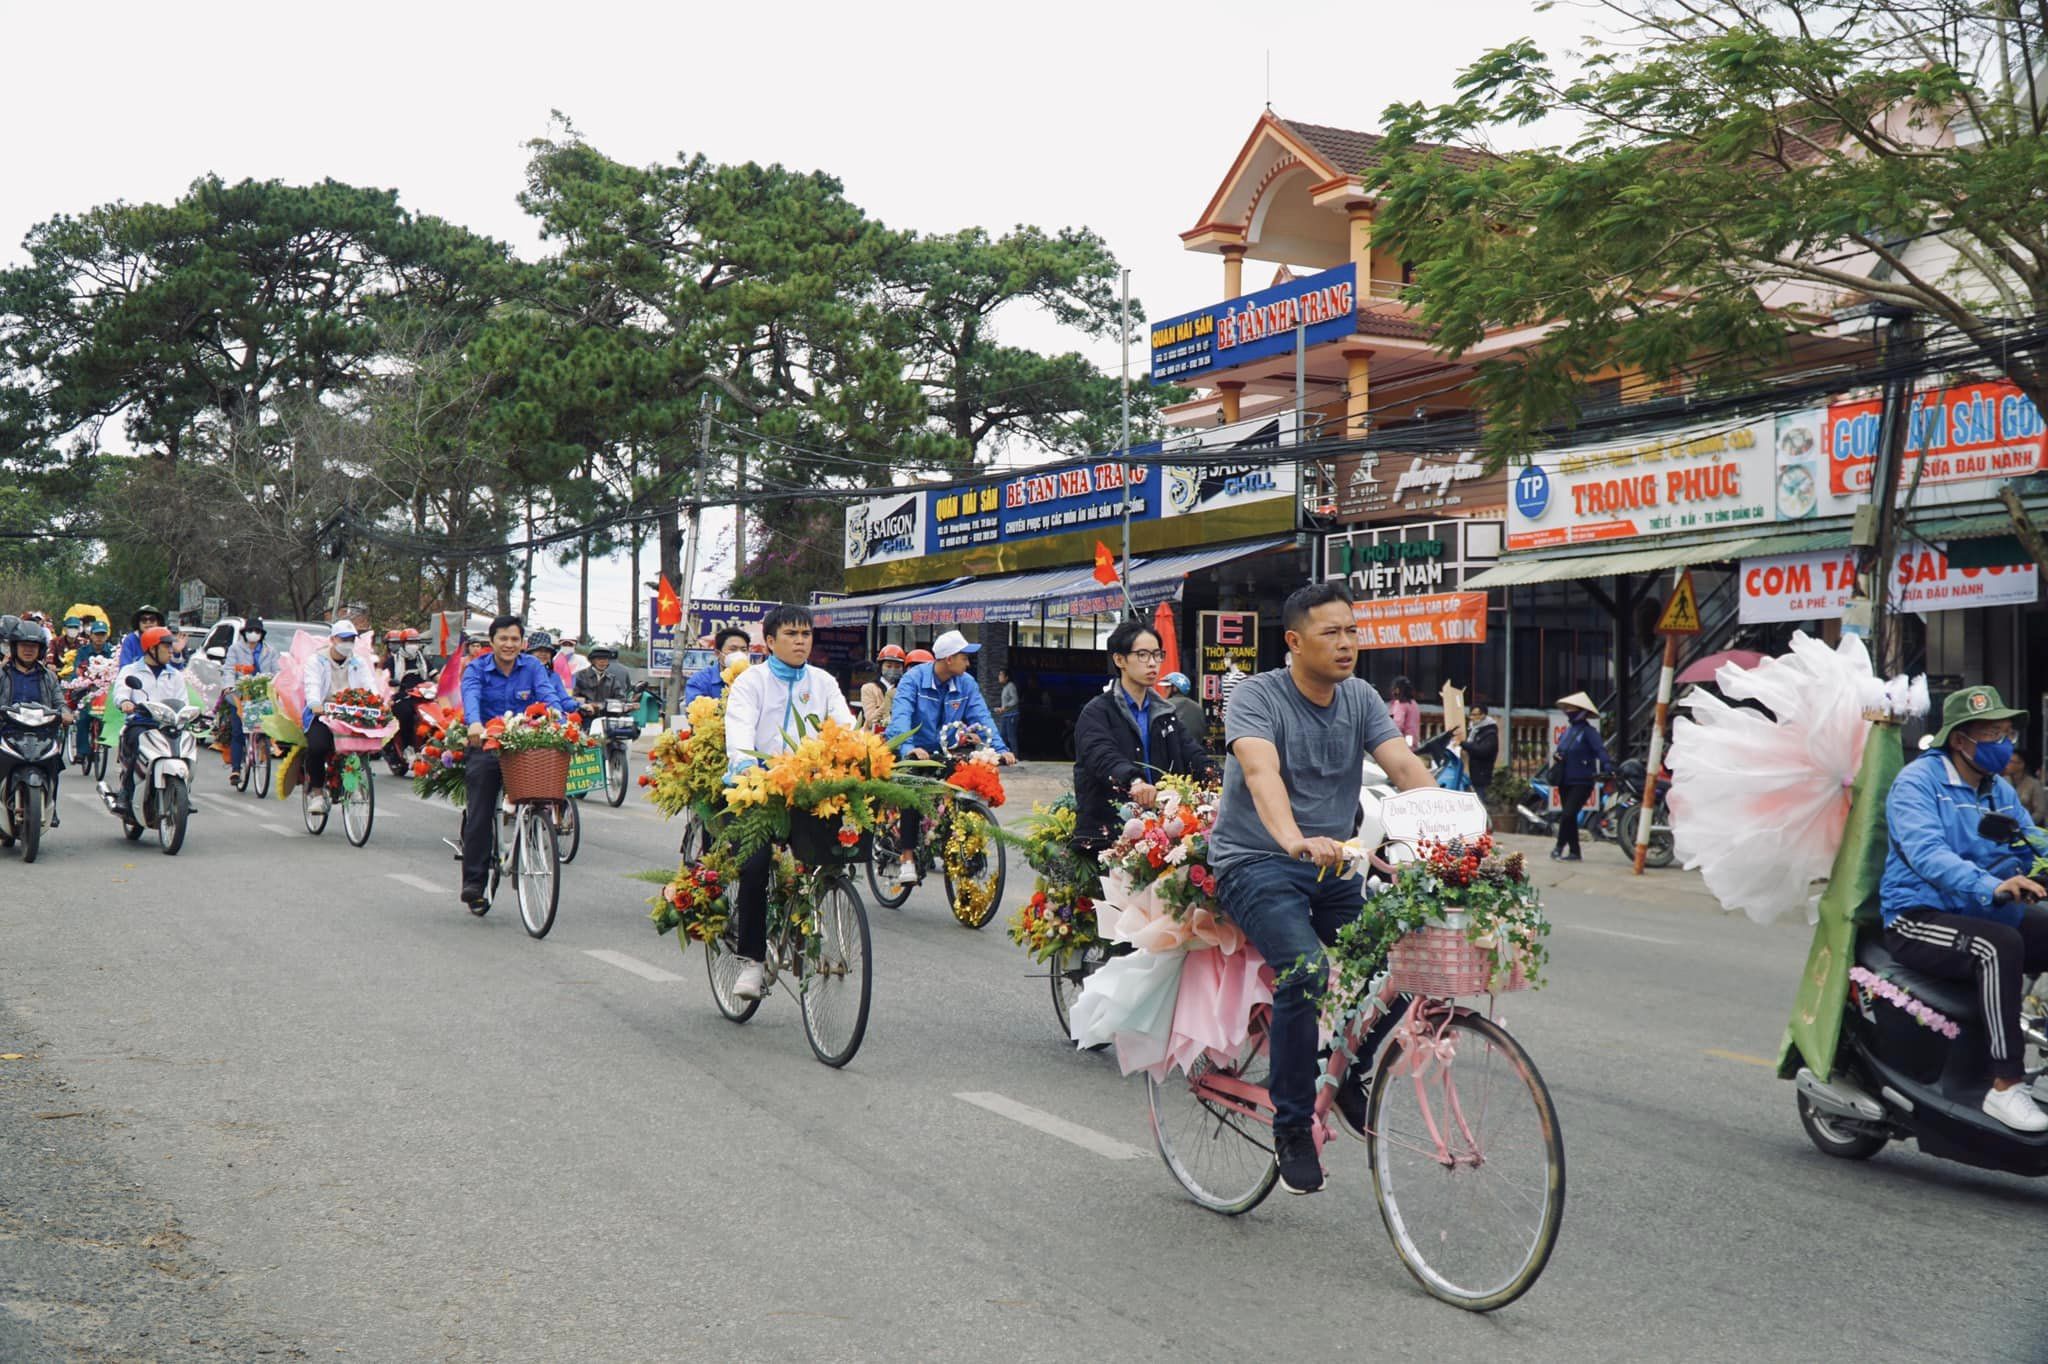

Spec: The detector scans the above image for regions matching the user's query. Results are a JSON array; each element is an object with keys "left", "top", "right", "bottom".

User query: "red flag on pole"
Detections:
[
  {"left": 1152, "top": 601, "right": 1180, "bottom": 696},
  {"left": 1092, "top": 541, "right": 1119, "bottom": 586},
  {"left": 656, "top": 575, "right": 683, "bottom": 628}
]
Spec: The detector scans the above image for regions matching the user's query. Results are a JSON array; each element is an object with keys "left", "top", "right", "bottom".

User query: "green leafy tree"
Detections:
[{"left": 1369, "top": 1, "right": 2048, "bottom": 459}]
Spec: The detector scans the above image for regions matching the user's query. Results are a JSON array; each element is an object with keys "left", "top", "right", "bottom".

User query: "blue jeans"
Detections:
[
  {"left": 226, "top": 705, "right": 247, "bottom": 768},
  {"left": 1216, "top": 855, "right": 1365, "bottom": 1130},
  {"left": 998, "top": 712, "right": 1019, "bottom": 754}
]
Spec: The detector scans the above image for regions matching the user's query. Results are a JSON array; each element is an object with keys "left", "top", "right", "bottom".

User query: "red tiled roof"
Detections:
[{"left": 1277, "top": 117, "right": 1495, "bottom": 175}]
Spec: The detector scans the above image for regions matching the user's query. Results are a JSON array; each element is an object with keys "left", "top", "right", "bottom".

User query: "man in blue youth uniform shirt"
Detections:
[
  {"left": 458, "top": 615, "right": 574, "bottom": 909},
  {"left": 885, "top": 629, "right": 1014, "bottom": 885}
]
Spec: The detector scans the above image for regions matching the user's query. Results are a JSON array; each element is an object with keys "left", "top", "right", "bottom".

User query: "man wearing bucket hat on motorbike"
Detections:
[{"left": 1881, "top": 683, "right": 2048, "bottom": 1132}]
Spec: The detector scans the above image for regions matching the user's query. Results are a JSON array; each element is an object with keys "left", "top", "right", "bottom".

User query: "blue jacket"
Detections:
[
  {"left": 887, "top": 661, "right": 1009, "bottom": 755},
  {"left": 1880, "top": 752, "right": 2038, "bottom": 927},
  {"left": 461, "top": 652, "right": 572, "bottom": 725},
  {"left": 1555, "top": 715, "right": 1613, "bottom": 784},
  {"left": 683, "top": 661, "right": 726, "bottom": 706}
]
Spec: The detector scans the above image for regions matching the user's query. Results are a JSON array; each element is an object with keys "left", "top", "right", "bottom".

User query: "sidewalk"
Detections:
[{"left": 997, "top": 763, "right": 1725, "bottom": 912}]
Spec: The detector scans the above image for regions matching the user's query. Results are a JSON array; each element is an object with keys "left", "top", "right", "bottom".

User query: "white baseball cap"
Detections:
[
  {"left": 329, "top": 620, "right": 360, "bottom": 640},
  {"left": 931, "top": 629, "right": 980, "bottom": 659}
]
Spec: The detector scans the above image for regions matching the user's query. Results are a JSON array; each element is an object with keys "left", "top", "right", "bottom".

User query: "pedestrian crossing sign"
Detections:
[{"left": 1656, "top": 571, "right": 1702, "bottom": 635}]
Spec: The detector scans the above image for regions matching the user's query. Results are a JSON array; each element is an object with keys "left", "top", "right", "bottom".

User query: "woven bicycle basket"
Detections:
[
  {"left": 499, "top": 747, "right": 571, "bottom": 803},
  {"left": 1387, "top": 924, "right": 1528, "bottom": 998}
]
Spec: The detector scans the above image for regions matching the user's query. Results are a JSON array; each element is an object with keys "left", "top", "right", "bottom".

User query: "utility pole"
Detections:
[
  {"left": 1117, "top": 267, "right": 1134, "bottom": 616},
  {"left": 735, "top": 440, "right": 749, "bottom": 575},
  {"left": 667, "top": 394, "right": 715, "bottom": 721},
  {"left": 628, "top": 443, "right": 643, "bottom": 653},
  {"left": 1843, "top": 306, "right": 1920, "bottom": 675}
]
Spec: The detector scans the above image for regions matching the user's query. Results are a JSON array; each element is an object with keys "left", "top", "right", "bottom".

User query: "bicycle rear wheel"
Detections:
[
  {"left": 940, "top": 799, "right": 1005, "bottom": 928},
  {"left": 342, "top": 761, "right": 375, "bottom": 847},
  {"left": 1367, "top": 1009, "right": 1565, "bottom": 1312},
  {"left": 1146, "top": 1022, "right": 1279, "bottom": 1215},
  {"left": 800, "top": 875, "right": 871, "bottom": 1067},
  {"left": 514, "top": 804, "right": 560, "bottom": 938},
  {"left": 863, "top": 811, "right": 912, "bottom": 910},
  {"left": 705, "top": 927, "right": 762, "bottom": 1022}
]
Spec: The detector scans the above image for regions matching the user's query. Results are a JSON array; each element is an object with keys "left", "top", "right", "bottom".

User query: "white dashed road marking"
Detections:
[
  {"left": 1565, "top": 923, "right": 1681, "bottom": 946},
  {"left": 259, "top": 823, "right": 296, "bottom": 837},
  {"left": 953, "top": 1092, "right": 1146, "bottom": 1160},
  {"left": 385, "top": 873, "right": 444, "bottom": 894},
  {"left": 583, "top": 949, "right": 686, "bottom": 983}
]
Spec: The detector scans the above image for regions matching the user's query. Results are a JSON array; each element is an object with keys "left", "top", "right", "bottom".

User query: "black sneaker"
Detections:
[
  {"left": 460, "top": 884, "right": 487, "bottom": 908},
  {"left": 1274, "top": 1125, "right": 1324, "bottom": 1194}
]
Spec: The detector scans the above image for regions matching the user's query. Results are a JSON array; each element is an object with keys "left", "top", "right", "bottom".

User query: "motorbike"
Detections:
[
  {"left": 0, "top": 702, "right": 64, "bottom": 861},
  {"left": 1415, "top": 729, "right": 1472, "bottom": 792},
  {"left": 1610, "top": 757, "right": 1675, "bottom": 868},
  {"left": 1793, "top": 809, "right": 2048, "bottom": 1177},
  {"left": 1517, "top": 772, "right": 1621, "bottom": 843},
  {"left": 592, "top": 690, "right": 649, "bottom": 808},
  {"left": 96, "top": 677, "right": 199, "bottom": 855}
]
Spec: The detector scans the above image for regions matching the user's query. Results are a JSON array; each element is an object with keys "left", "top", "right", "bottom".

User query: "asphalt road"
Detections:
[{"left": 2, "top": 763, "right": 2044, "bottom": 1362}]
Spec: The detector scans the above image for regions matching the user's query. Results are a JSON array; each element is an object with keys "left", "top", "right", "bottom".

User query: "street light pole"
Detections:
[
  {"left": 1118, "top": 267, "right": 1134, "bottom": 616},
  {"left": 667, "top": 394, "right": 714, "bottom": 723}
]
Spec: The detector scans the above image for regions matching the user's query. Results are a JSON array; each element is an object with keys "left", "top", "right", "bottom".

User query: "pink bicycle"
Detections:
[{"left": 1145, "top": 795, "right": 1565, "bottom": 1312}]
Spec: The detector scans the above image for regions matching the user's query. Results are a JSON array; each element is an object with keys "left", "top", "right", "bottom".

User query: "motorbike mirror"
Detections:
[
  {"left": 1979, "top": 812, "right": 2021, "bottom": 844},
  {"left": 205, "top": 646, "right": 226, "bottom": 662},
  {"left": 124, "top": 676, "right": 143, "bottom": 689}
]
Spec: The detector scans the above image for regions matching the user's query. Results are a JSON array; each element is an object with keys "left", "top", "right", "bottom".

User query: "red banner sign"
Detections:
[
  {"left": 1352, "top": 592, "right": 1489, "bottom": 650},
  {"left": 1824, "top": 380, "right": 2048, "bottom": 496}
]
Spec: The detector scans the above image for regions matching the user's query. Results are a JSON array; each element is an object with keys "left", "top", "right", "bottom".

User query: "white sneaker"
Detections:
[
  {"left": 1982, "top": 1083, "right": 2048, "bottom": 1133},
  {"left": 896, "top": 860, "right": 919, "bottom": 886},
  {"left": 307, "top": 791, "right": 329, "bottom": 815},
  {"left": 732, "top": 959, "right": 766, "bottom": 1001}
]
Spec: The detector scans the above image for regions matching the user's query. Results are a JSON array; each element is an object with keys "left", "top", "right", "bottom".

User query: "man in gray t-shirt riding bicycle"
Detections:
[{"left": 1209, "top": 581, "right": 1435, "bottom": 1195}]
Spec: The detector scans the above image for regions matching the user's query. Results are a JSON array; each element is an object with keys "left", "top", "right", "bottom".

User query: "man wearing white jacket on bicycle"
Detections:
[{"left": 722, "top": 603, "right": 856, "bottom": 1001}]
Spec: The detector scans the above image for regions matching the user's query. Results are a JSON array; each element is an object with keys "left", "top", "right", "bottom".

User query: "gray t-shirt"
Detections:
[{"left": 1207, "top": 668, "right": 1401, "bottom": 876}]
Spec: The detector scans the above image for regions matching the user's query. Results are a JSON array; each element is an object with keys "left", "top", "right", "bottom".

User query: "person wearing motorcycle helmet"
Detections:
[
  {"left": 1880, "top": 683, "right": 2048, "bottom": 1132},
  {"left": 118, "top": 604, "right": 166, "bottom": 666},
  {"left": 571, "top": 643, "right": 630, "bottom": 709},
  {"left": 1161, "top": 672, "right": 1207, "bottom": 750},
  {"left": 905, "top": 647, "right": 935, "bottom": 666},
  {"left": 112, "top": 625, "right": 185, "bottom": 817},
  {"left": 861, "top": 644, "right": 908, "bottom": 733},
  {"left": 222, "top": 619, "right": 279, "bottom": 788},
  {"left": 2, "top": 617, "right": 59, "bottom": 711}
]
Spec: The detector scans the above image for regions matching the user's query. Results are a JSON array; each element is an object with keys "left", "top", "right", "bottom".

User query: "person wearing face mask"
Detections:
[
  {"left": 685, "top": 627, "right": 752, "bottom": 706},
  {"left": 721, "top": 604, "right": 856, "bottom": 1001},
  {"left": 222, "top": 618, "right": 279, "bottom": 790},
  {"left": 1881, "top": 685, "right": 2048, "bottom": 1132},
  {"left": 112, "top": 626, "right": 187, "bottom": 818},
  {"left": 860, "top": 644, "right": 907, "bottom": 734},
  {"left": 300, "top": 620, "right": 379, "bottom": 816}
]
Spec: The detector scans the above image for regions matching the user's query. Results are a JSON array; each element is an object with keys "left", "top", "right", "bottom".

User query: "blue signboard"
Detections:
[
  {"left": 1147, "top": 263, "right": 1358, "bottom": 383},
  {"left": 925, "top": 446, "right": 1163, "bottom": 557}
]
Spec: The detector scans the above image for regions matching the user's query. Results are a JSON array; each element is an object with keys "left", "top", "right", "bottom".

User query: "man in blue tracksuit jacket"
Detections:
[
  {"left": 684, "top": 628, "right": 751, "bottom": 706},
  {"left": 883, "top": 629, "right": 1015, "bottom": 886},
  {"left": 1880, "top": 683, "right": 2048, "bottom": 1132}
]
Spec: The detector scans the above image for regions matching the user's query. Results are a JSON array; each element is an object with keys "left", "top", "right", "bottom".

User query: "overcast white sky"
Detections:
[{"left": 1, "top": 0, "right": 1591, "bottom": 640}]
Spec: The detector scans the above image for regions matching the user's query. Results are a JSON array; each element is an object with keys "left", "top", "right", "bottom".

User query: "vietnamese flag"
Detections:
[
  {"left": 656, "top": 575, "right": 683, "bottom": 628},
  {"left": 1151, "top": 601, "right": 1180, "bottom": 696},
  {"left": 1092, "top": 541, "right": 1119, "bottom": 586}
]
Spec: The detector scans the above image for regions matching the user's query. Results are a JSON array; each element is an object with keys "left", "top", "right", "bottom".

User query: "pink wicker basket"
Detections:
[{"left": 1387, "top": 924, "right": 1528, "bottom": 998}]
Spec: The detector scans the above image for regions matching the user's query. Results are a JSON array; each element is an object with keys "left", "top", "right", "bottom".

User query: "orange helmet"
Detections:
[
  {"left": 877, "top": 644, "right": 907, "bottom": 662},
  {"left": 139, "top": 625, "right": 175, "bottom": 652},
  {"left": 906, "top": 648, "right": 935, "bottom": 665}
]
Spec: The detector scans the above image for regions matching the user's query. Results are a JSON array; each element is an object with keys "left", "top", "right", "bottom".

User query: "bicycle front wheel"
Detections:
[
  {"left": 941, "top": 799, "right": 1005, "bottom": 929},
  {"left": 863, "top": 811, "right": 912, "bottom": 910},
  {"left": 342, "top": 762, "right": 375, "bottom": 847},
  {"left": 253, "top": 743, "right": 272, "bottom": 798},
  {"left": 1367, "top": 1009, "right": 1565, "bottom": 1312},
  {"left": 800, "top": 875, "right": 871, "bottom": 1067},
  {"left": 605, "top": 743, "right": 628, "bottom": 807},
  {"left": 1146, "top": 1028, "right": 1279, "bottom": 1216},
  {"left": 1050, "top": 942, "right": 1111, "bottom": 1042},
  {"left": 705, "top": 927, "right": 762, "bottom": 1023},
  {"left": 514, "top": 804, "right": 560, "bottom": 938}
]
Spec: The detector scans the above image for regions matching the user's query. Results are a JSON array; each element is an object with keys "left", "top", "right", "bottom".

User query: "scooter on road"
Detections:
[
  {"left": 1794, "top": 810, "right": 2048, "bottom": 1178},
  {"left": 0, "top": 701, "right": 64, "bottom": 861},
  {"left": 96, "top": 677, "right": 199, "bottom": 855}
]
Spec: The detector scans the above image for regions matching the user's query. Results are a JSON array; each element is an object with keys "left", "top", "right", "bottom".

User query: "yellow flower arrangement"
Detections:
[
  {"left": 945, "top": 809, "right": 998, "bottom": 927},
  {"left": 642, "top": 694, "right": 729, "bottom": 818},
  {"left": 721, "top": 653, "right": 751, "bottom": 685}
]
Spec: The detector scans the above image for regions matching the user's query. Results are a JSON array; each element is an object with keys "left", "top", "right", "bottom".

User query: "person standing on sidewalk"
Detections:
[
  {"left": 1464, "top": 699, "right": 1501, "bottom": 794},
  {"left": 1549, "top": 691, "right": 1611, "bottom": 862},
  {"left": 995, "top": 667, "right": 1021, "bottom": 755},
  {"left": 1386, "top": 676, "right": 1421, "bottom": 747},
  {"left": 1208, "top": 582, "right": 1435, "bottom": 1195}
]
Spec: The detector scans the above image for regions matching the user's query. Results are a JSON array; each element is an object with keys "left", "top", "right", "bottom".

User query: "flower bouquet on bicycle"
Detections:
[
  {"left": 1008, "top": 794, "right": 1116, "bottom": 1039},
  {"left": 642, "top": 693, "right": 727, "bottom": 860},
  {"left": 1140, "top": 787, "right": 1565, "bottom": 1313},
  {"left": 409, "top": 709, "right": 471, "bottom": 802}
]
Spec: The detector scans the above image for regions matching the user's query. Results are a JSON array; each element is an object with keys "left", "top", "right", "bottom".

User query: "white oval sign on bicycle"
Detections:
[{"left": 1379, "top": 789, "right": 1489, "bottom": 847}]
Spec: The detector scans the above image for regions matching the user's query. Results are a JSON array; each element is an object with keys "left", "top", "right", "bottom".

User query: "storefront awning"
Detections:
[
  {"left": 876, "top": 565, "right": 1105, "bottom": 628},
  {"left": 810, "top": 580, "right": 965, "bottom": 630},
  {"left": 1463, "top": 525, "right": 1855, "bottom": 589},
  {"left": 1044, "top": 536, "right": 1297, "bottom": 618}
]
